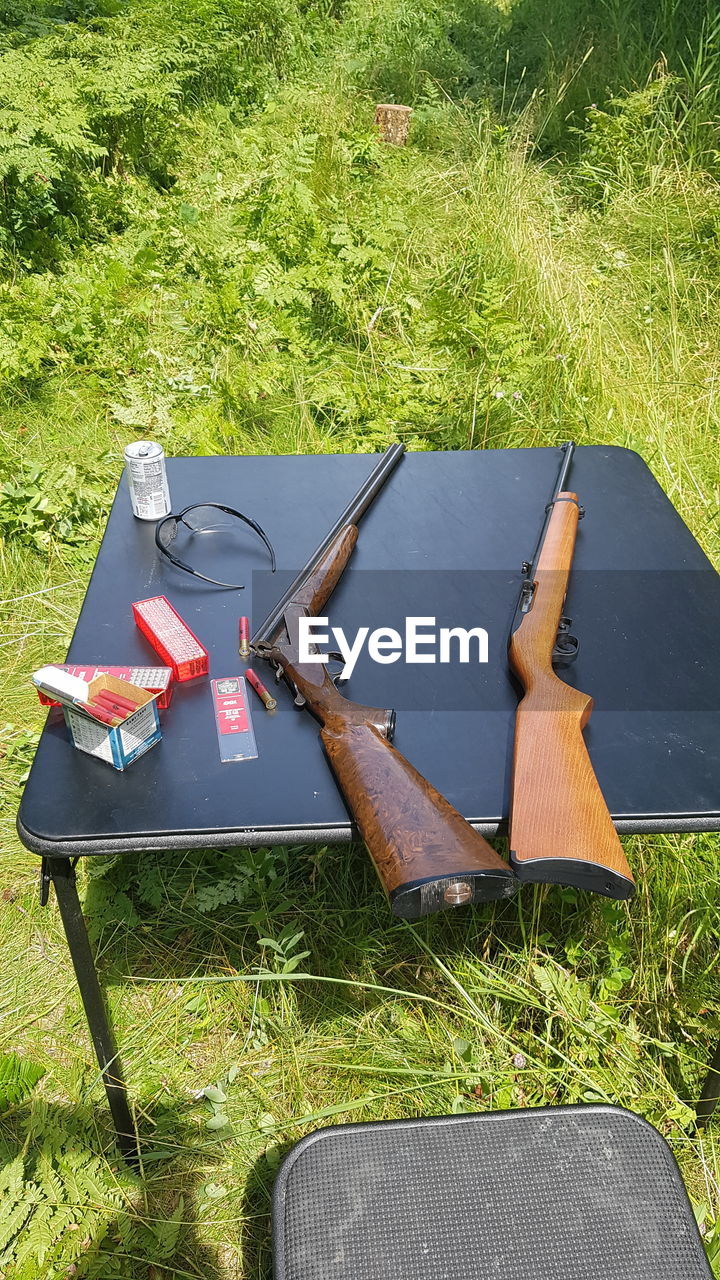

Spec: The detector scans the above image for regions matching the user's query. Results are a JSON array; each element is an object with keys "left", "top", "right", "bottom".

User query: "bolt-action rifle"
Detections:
[
  {"left": 508, "top": 441, "right": 635, "bottom": 899},
  {"left": 252, "top": 445, "right": 516, "bottom": 919}
]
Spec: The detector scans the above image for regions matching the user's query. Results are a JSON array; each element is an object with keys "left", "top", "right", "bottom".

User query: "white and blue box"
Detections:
[{"left": 61, "top": 673, "right": 162, "bottom": 770}]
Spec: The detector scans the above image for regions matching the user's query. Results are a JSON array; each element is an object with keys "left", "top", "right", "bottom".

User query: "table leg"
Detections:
[
  {"left": 49, "top": 858, "right": 139, "bottom": 1164},
  {"left": 696, "top": 1040, "right": 720, "bottom": 1127}
]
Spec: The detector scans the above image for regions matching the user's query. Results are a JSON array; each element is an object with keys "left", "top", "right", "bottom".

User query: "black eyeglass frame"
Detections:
[{"left": 155, "top": 502, "right": 276, "bottom": 589}]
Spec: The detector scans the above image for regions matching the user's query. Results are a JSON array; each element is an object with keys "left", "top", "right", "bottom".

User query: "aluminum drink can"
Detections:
[{"left": 124, "top": 441, "right": 171, "bottom": 520}]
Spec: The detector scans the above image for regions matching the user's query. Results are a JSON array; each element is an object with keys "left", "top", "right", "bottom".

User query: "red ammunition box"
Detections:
[{"left": 132, "top": 596, "right": 209, "bottom": 682}]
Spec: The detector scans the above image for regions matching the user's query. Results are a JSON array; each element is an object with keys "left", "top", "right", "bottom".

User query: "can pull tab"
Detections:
[{"left": 552, "top": 616, "right": 579, "bottom": 666}]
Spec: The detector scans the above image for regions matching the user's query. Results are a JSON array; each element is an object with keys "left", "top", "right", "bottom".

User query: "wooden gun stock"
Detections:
[
  {"left": 321, "top": 716, "right": 515, "bottom": 918},
  {"left": 266, "top": 527, "right": 516, "bottom": 918},
  {"left": 508, "top": 492, "right": 635, "bottom": 899}
]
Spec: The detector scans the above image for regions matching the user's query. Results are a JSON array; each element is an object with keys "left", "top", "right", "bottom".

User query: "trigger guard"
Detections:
[
  {"left": 552, "top": 634, "right": 579, "bottom": 666},
  {"left": 326, "top": 653, "right": 348, "bottom": 687}
]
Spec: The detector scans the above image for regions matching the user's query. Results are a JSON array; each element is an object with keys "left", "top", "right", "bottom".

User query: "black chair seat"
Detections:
[{"left": 273, "top": 1104, "right": 711, "bottom": 1279}]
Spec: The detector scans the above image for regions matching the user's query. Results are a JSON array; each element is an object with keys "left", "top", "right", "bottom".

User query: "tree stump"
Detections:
[{"left": 374, "top": 104, "right": 413, "bottom": 146}]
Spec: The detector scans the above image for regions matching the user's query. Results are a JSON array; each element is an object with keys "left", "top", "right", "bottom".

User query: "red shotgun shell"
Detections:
[
  {"left": 239, "top": 616, "right": 250, "bottom": 659},
  {"left": 95, "top": 689, "right": 139, "bottom": 715},
  {"left": 245, "top": 668, "right": 277, "bottom": 711},
  {"left": 79, "top": 701, "right": 121, "bottom": 727}
]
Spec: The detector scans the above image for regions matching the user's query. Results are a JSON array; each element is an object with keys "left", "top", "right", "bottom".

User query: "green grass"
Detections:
[{"left": 1, "top": 0, "right": 720, "bottom": 1274}]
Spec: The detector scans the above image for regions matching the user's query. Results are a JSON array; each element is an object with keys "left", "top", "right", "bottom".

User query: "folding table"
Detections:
[{"left": 16, "top": 446, "right": 720, "bottom": 1159}]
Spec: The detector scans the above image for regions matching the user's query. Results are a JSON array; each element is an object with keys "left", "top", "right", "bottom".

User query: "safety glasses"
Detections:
[{"left": 155, "top": 502, "right": 276, "bottom": 589}]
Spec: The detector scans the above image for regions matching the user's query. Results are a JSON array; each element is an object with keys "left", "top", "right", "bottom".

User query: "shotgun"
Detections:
[
  {"left": 252, "top": 445, "right": 516, "bottom": 919},
  {"left": 508, "top": 441, "right": 635, "bottom": 899}
]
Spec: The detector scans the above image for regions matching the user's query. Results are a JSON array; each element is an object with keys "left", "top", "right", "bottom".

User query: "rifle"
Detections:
[
  {"left": 508, "top": 441, "right": 635, "bottom": 899},
  {"left": 252, "top": 445, "right": 516, "bottom": 919}
]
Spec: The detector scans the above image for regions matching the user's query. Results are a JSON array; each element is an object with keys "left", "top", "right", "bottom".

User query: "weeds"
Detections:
[{"left": 0, "top": 0, "right": 718, "bottom": 1275}]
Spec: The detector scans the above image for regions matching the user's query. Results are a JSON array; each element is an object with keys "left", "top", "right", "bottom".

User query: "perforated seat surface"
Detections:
[{"left": 273, "top": 1105, "right": 712, "bottom": 1280}]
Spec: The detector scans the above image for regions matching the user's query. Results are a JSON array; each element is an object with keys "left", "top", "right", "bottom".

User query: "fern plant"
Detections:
[
  {"left": 0, "top": 1105, "right": 131, "bottom": 1279},
  {"left": 0, "top": 1054, "right": 45, "bottom": 1110},
  {"left": 0, "top": 0, "right": 323, "bottom": 264}
]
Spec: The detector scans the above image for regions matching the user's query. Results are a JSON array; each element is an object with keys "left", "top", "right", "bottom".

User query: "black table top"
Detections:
[{"left": 17, "top": 446, "right": 720, "bottom": 856}]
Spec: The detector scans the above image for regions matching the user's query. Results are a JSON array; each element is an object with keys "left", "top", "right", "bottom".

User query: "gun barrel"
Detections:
[
  {"left": 553, "top": 439, "right": 575, "bottom": 498},
  {"left": 508, "top": 441, "right": 576, "bottom": 637},
  {"left": 526, "top": 440, "right": 576, "bottom": 578},
  {"left": 251, "top": 444, "right": 405, "bottom": 647}
]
